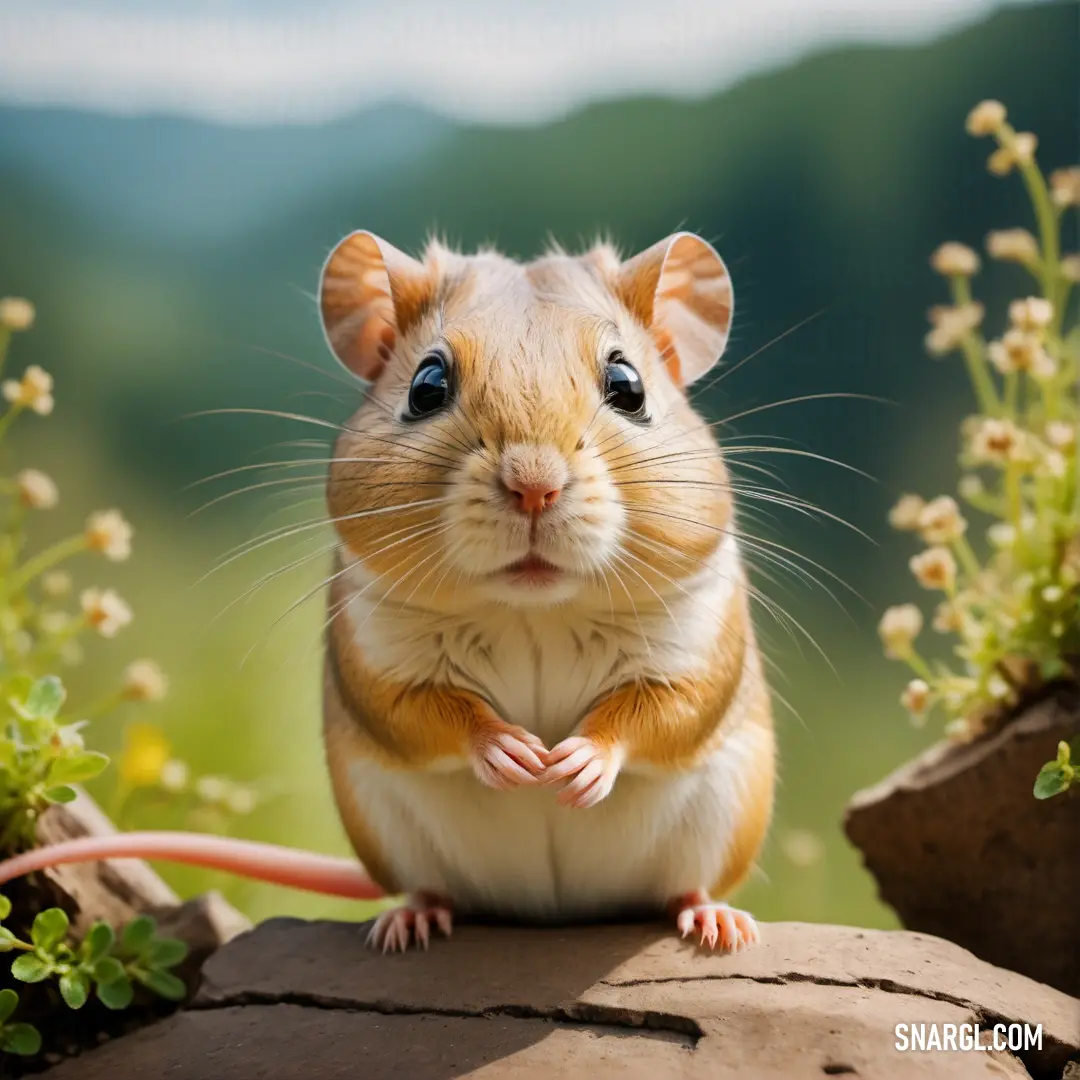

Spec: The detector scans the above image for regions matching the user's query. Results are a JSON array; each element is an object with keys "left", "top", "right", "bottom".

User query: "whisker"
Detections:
[
  {"left": 690, "top": 310, "right": 826, "bottom": 400},
  {"left": 200, "top": 496, "right": 453, "bottom": 582},
  {"left": 708, "top": 392, "right": 890, "bottom": 431},
  {"left": 246, "top": 523, "right": 452, "bottom": 664},
  {"left": 624, "top": 503, "right": 863, "bottom": 610},
  {"left": 613, "top": 479, "right": 873, "bottom": 541}
]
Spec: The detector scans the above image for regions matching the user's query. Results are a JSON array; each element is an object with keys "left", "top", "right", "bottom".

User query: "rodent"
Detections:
[{"left": 0, "top": 230, "right": 775, "bottom": 955}]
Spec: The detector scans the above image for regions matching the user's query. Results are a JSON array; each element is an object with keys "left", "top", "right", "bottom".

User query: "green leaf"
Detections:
[
  {"left": 24, "top": 676, "right": 65, "bottom": 721},
  {"left": 59, "top": 969, "right": 90, "bottom": 1009},
  {"left": 0, "top": 928, "right": 20, "bottom": 953},
  {"left": 120, "top": 915, "right": 156, "bottom": 956},
  {"left": 134, "top": 968, "right": 186, "bottom": 1002},
  {"left": 144, "top": 937, "right": 188, "bottom": 970},
  {"left": 91, "top": 956, "right": 125, "bottom": 985},
  {"left": 1055, "top": 741, "right": 1072, "bottom": 766},
  {"left": 0, "top": 1022, "right": 42, "bottom": 1056},
  {"left": 30, "top": 907, "right": 69, "bottom": 952},
  {"left": 1034, "top": 762, "right": 1073, "bottom": 799},
  {"left": 11, "top": 954, "right": 51, "bottom": 983},
  {"left": 96, "top": 973, "right": 134, "bottom": 1011},
  {"left": 43, "top": 785, "right": 77, "bottom": 804},
  {"left": 0, "top": 894, "right": 11, "bottom": 921},
  {"left": 78, "top": 922, "right": 115, "bottom": 965},
  {"left": 0, "top": 988, "right": 19, "bottom": 1024},
  {"left": 47, "top": 751, "right": 109, "bottom": 786}
]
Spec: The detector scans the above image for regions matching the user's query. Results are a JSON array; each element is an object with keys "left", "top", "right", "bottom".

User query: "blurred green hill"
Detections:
[{"left": 0, "top": 1, "right": 1075, "bottom": 926}]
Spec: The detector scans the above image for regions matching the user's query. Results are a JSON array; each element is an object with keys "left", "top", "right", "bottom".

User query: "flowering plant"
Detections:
[
  {"left": 0, "top": 298, "right": 259, "bottom": 1057},
  {"left": 879, "top": 101, "right": 1079, "bottom": 800}
]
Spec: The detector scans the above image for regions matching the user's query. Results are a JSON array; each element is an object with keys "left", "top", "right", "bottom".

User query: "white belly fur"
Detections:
[{"left": 342, "top": 533, "right": 761, "bottom": 918}]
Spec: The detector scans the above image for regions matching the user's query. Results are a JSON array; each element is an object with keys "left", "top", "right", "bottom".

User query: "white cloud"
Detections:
[{"left": 0, "top": 0, "right": 1035, "bottom": 125}]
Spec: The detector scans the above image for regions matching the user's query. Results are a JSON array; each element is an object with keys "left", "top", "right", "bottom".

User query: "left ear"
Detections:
[{"left": 617, "top": 232, "right": 733, "bottom": 386}]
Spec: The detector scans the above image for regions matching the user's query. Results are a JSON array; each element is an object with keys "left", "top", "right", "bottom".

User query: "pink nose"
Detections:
[{"left": 505, "top": 478, "right": 561, "bottom": 515}]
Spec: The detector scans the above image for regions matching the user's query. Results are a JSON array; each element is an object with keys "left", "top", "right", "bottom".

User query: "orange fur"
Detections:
[{"left": 578, "top": 585, "right": 751, "bottom": 768}]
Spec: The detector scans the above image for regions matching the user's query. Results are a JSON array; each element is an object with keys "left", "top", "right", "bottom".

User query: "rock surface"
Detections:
[
  {"left": 43, "top": 919, "right": 1080, "bottom": 1079},
  {"left": 845, "top": 688, "right": 1080, "bottom": 997}
]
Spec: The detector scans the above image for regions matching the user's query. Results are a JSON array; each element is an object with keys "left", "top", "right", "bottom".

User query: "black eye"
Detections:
[
  {"left": 604, "top": 353, "right": 646, "bottom": 419},
  {"left": 405, "top": 353, "right": 450, "bottom": 419}
]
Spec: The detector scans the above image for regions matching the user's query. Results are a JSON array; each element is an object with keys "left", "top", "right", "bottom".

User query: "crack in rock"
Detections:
[
  {"left": 191, "top": 990, "right": 702, "bottom": 1048},
  {"left": 599, "top": 971, "right": 1075, "bottom": 1078}
]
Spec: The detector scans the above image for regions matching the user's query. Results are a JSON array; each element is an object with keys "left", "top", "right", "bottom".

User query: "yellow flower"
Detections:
[
  {"left": 968, "top": 417, "right": 1023, "bottom": 464},
  {"left": 1049, "top": 166, "right": 1080, "bottom": 208},
  {"left": 42, "top": 570, "right": 72, "bottom": 598},
  {"left": 910, "top": 547, "right": 956, "bottom": 592},
  {"left": 985, "top": 228, "right": 1039, "bottom": 265},
  {"left": 1008, "top": 297, "right": 1053, "bottom": 332},
  {"left": 900, "top": 678, "right": 930, "bottom": 716},
  {"left": 924, "top": 303, "right": 984, "bottom": 356},
  {"left": 80, "top": 587, "right": 133, "bottom": 637},
  {"left": 917, "top": 495, "right": 967, "bottom": 545},
  {"left": 1, "top": 365, "right": 54, "bottom": 416},
  {"left": 119, "top": 723, "right": 171, "bottom": 787},
  {"left": 1062, "top": 254, "right": 1080, "bottom": 283},
  {"left": 121, "top": 659, "right": 169, "bottom": 702},
  {"left": 0, "top": 298, "right": 35, "bottom": 332},
  {"left": 988, "top": 132, "right": 1037, "bottom": 176},
  {"left": 15, "top": 468, "right": 58, "bottom": 510},
  {"left": 987, "top": 329, "right": 1055, "bottom": 379},
  {"left": 965, "top": 99, "right": 1006, "bottom": 136},
  {"left": 888, "top": 493, "right": 925, "bottom": 531},
  {"left": 878, "top": 603, "right": 923, "bottom": 659},
  {"left": 929, "top": 242, "right": 979, "bottom": 277},
  {"left": 84, "top": 509, "right": 133, "bottom": 562}
]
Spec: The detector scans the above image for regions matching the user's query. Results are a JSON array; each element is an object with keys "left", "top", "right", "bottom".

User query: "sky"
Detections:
[{"left": 0, "top": 0, "right": 1041, "bottom": 125}]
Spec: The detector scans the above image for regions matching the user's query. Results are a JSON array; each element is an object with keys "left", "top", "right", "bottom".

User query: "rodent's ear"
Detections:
[
  {"left": 617, "top": 232, "right": 733, "bottom": 386},
  {"left": 319, "top": 231, "right": 433, "bottom": 381}
]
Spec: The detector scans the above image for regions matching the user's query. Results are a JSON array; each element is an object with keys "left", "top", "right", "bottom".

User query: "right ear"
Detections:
[{"left": 319, "top": 231, "right": 433, "bottom": 382}]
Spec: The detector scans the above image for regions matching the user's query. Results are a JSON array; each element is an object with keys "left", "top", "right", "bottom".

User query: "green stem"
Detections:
[
  {"left": 3, "top": 534, "right": 87, "bottom": 600},
  {"left": 0, "top": 404, "right": 24, "bottom": 444},
  {"left": 950, "top": 277, "right": 1000, "bottom": 415},
  {"left": 1004, "top": 371, "right": 1019, "bottom": 418},
  {"left": 905, "top": 650, "right": 934, "bottom": 682},
  {"left": 953, "top": 535, "right": 982, "bottom": 582}
]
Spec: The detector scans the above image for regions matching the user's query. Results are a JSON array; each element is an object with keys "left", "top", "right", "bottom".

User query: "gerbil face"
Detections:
[{"left": 320, "top": 232, "right": 734, "bottom": 611}]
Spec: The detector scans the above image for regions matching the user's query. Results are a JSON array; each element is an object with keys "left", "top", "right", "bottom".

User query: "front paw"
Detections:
[
  {"left": 544, "top": 736, "right": 623, "bottom": 808},
  {"left": 469, "top": 712, "right": 547, "bottom": 791}
]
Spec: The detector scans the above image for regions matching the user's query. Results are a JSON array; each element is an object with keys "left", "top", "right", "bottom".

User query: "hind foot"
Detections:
[
  {"left": 668, "top": 889, "right": 760, "bottom": 952},
  {"left": 365, "top": 892, "right": 454, "bottom": 953}
]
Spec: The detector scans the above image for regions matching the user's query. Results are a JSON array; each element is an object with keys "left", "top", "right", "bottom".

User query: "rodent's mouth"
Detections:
[{"left": 497, "top": 552, "right": 566, "bottom": 587}]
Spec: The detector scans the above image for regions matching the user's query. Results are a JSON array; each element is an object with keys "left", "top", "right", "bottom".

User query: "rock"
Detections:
[
  {"left": 42, "top": 919, "right": 1080, "bottom": 1079},
  {"left": 32, "top": 789, "right": 252, "bottom": 988},
  {"left": 35, "top": 788, "right": 180, "bottom": 934},
  {"left": 844, "top": 688, "right": 1080, "bottom": 997}
]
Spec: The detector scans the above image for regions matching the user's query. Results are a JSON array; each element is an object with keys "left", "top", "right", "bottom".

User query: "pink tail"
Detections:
[{"left": 0, "top": 833, "right": 384, "bottom": 900}]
